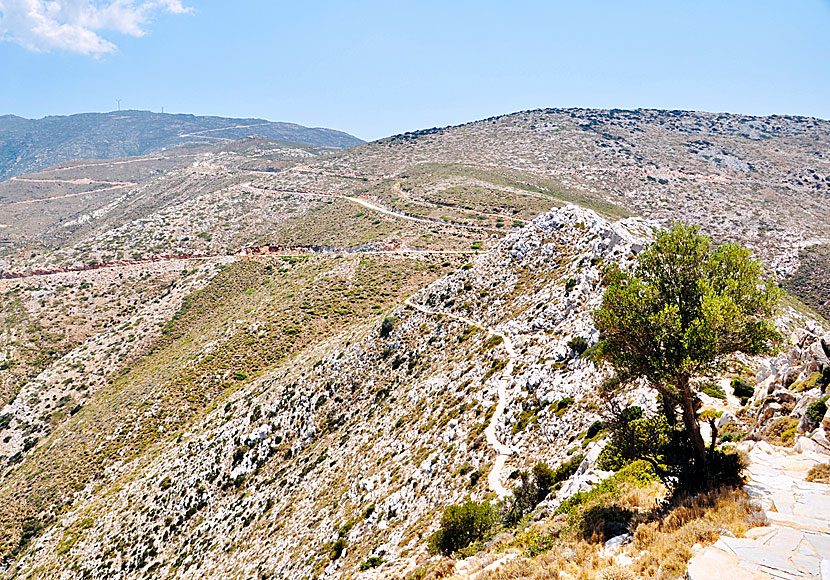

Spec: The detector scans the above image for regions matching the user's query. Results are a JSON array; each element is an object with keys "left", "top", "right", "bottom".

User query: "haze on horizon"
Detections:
[{"left": 0, "top": 0, "right": 828, "bottom": 140}]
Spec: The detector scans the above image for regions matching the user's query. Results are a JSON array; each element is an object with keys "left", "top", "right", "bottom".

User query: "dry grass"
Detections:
[
  {"left": 806, "top": 463, "right": 830, "bottom": 484},
  {"left": 479, "top": 485, "right": 760, "bottom": 580},
  {"left": 764, "top": 416, "right": 799, "bottom": 446},
  {"left": 479, "top": 541, "right": 613, "bottom": 580},
  {"left": 631, "top": 486, "right": 764, "bottom": 579}
]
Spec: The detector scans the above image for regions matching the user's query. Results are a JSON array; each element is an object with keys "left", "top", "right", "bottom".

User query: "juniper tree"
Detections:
[{"left": 593, "top": 223, "right": 781, "bottom": 480}]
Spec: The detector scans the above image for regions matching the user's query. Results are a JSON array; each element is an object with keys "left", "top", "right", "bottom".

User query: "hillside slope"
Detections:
[
  {"left": 3, "top": 205, "right": 823, "bottom": 580},
  {"left": 0, "top": 111, "right": 363, "bottom": 181},
  {"left": 0, "top": 108, "right": 828, "bottom": 579}
]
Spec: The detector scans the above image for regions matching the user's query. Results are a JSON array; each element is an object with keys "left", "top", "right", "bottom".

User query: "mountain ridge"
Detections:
[{"left": 0, "top": 110, "right": 364, "bottom": 181}]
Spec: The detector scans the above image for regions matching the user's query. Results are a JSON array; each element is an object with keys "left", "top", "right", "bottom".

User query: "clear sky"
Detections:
[{"left": 1, "top": 0, "right": 828, "bottom": 141}]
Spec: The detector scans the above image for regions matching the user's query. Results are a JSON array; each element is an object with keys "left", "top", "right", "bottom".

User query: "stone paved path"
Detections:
[{"left": 687, "top": 441, "right": 830, "bottom": 579}]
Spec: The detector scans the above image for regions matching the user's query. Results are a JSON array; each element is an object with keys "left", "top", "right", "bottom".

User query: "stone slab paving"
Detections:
[{"left": 687, "top": 441, "right": 830, "bottom": 580}]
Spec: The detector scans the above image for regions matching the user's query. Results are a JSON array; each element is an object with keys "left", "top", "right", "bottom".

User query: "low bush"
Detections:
[
  {"left": 806, "top": 396, "right": 828, "bottom": 428},
  {"left": 567, "top": 336, "right": 589, "bottom": 356},
  {"left": 585, "top": 420, "right": 607, "bottom": 440},
  {"left": 731, "top": 378, "right": 754, "bottom": 405},
  {"left": 380, "top": 316, "right": 396, "bottom": 338},
  {"left": 330, "top": 538, "right": 347, "bottom": 560},
  {"left": 429, "top": 501, "right": 496, "bottom": 556},
  {"left": 359, "top": 556, "right": 385, "bottom": 571},
  {"left": 701, "top": 381, "right": 726, "bottom": 400},
  {"left": 766, "top": 416, "right": 799, "bottom": 446},
  {"left": 556, "top": 461, "right": 658, "bottom": 541}
]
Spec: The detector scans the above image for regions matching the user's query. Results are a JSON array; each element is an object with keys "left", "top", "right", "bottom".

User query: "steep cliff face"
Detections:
[{"left": 5, "top": 206, "right": 659, "bottom": 579}]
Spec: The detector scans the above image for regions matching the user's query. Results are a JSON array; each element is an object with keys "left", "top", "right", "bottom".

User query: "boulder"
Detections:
[
  {"left": 823, "top": 406, "right": 830, "bottom": 432},
  {"left": 790, "top": 389, "right": 822, "bottom": 420},
  {"left": 794, "top": 436, "right": 819, "bottom": 454},
  {"left": 756, "top": 401, "right": 782, "bottom": 425},
  {"left": 603, "top": 533, "right": 631, "bottom": 555},
  {"left": 716, "top": 412, "right": 736, "bottom": 430},
  {"left": 770, "top": 389, "right": 797, "bottom": 406},
  {"left": 686, "top": 546, "right": 770, "bottom": 580},
  {"left": 811, "top": 428, "right": 830, "bottom": 455}
]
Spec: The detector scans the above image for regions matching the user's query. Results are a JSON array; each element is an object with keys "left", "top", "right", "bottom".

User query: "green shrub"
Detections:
[
  {"left": 806, "top": 397, "right": 828, "bottom": 427},
  {"left": 17, "top": 517, "right": 43, "bottom": 553},
  {"left": 501, "top": 459, "right": 581, "bottom": 528},
  {"left": 599, "top": 406, "right": 743, "bottom": 491},
  {"left": 551, "top": 453, "right": 585, "bottom": 484},
  {"left": 428, "top": 500, "right": 495, "bottom": 556},
  {"left": 731, "top": 379, "right": 754, "bottom": 405},
  {"left": 586, "top": 420, "right": 607, "bottom": 440},
  {"left": 556, "top": 461, "right": 656, "bottom": 540},
  {"left": 380, "top": 316, "right": 396, "bottom": 338},
  {"left": 359, "top": 556, "right": 385, "bottom": 570},
  {"left": 555, "top": 397, "right": 574, "bottom": 417},
  {"left": 701, "top": 381, "right": 726, "bottom": 400},
  {"left": 330, "top": 538, "right": 347, "bottom": 560},
  {"left": 568, "top": 336, "right": 589, "bottom": 356}
]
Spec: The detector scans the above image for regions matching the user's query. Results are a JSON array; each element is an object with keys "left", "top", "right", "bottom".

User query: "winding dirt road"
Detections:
[{"left": 241, "top": 184, "right": 508, "bottom": 234}]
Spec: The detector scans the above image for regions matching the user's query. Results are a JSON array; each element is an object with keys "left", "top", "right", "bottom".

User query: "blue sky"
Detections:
[{"left": 1, "top": 0, "right": 828, "bottom": 140}]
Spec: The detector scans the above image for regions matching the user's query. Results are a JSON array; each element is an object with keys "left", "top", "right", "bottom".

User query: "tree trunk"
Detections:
[{"left": 678, "top": 375, "right": 708, "bottom": 472}]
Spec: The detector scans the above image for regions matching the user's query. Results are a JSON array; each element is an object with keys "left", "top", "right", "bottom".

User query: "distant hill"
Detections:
[{"left": 0, "top": 110, "right": 363, "bottom": 180}]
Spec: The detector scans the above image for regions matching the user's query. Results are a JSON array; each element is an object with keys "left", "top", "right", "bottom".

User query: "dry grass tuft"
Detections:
[
  {"left": 597, "top": 565, "right": 636, "bottom": 580},
  {"left": 416, "top": 558, "right": 455, "bottom": 580},
  {"left": 480, "top": 541, "right": 620, "bottom": 580},
  {"left": 632, "top": 486, "right": 764, "bottom": 579},
  {"left": 806, "top": 463, "right": 830, "bottom": 484}
]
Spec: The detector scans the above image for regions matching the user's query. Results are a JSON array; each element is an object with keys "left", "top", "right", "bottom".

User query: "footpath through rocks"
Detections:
[
  {"left": 404, "top": 295, "right": 517, "bottom": 498},
  {"left": 687, "top": 441, "right": 830, "bottom": 580}
]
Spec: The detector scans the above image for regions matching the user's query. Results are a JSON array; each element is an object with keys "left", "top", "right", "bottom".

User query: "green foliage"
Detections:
[
  {"left": 599, "top": 405, "right": 745, "bottom": 491},
  {"left": 554, "top": 397, "right": 574, "bottom": 417},
  {"left": 428, "top": 500, "right": 495, "bottom": 556},
  {"left": 568, "top": 336, "right": 589, "bottom": 356},
  {"left": 731, "top": 378, "right": 755, "bottom": 405},
  {"left": 330, "top": 538, "right": 347, "bottom": 560},
  {"left": 701, "top": 381, "right": 726, "bottom": 400},
  {"left": 586, "top": 420, "right": 607, "bottom": 440},
  {"left": 594, "top": 223, "right": 781, "bottom": 389},
  {"left": 359, "top": 556, "right": 385, "bottom": 571},
  {"left": 556, "top": 461, "right": 657, "bottom": 540},
  {"left": 806, "top": 397, "right": 829, "bottom": 427},
  {"left": 500, "top": 459, "right": 581, "bottom": 527},
  {"left": 593, "top": 224, "right": 781, "bottom": 481},
  {"left": 17, "top": 517, "right": 43, "bottom": 553},
  {"left": 380, "top": 316, "right": 396, "bottom": 338},
  {"left": 550, "top": 454, "right": 585, "bottom": 485}
]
